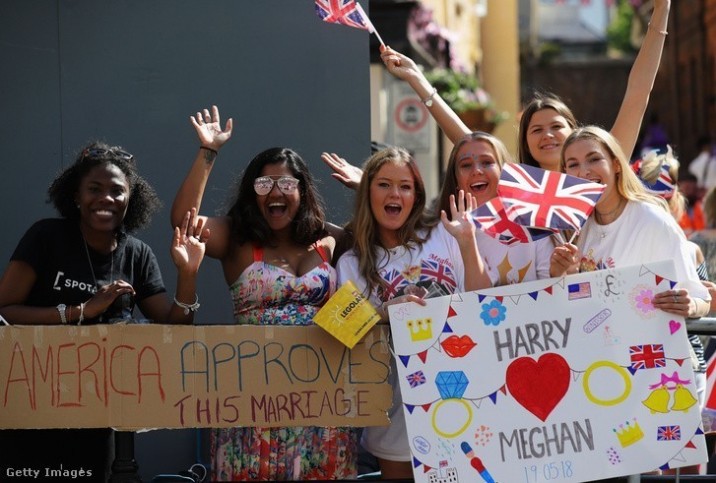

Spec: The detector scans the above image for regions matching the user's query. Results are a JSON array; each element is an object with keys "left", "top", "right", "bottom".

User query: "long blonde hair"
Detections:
[
  {"left": 560, "top": 126, "right": 667, "bottom": 209},
  {"left": 349, "top": 147, "right": 432, "bottom": 297}
]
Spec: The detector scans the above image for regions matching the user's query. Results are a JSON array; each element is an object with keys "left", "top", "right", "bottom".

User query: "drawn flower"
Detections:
[
  {"left": 634, "top": 288, "right": 655, "bottom": 314},
  {"left": 480, "top": 299, "right": 506, "bottom": 326}
]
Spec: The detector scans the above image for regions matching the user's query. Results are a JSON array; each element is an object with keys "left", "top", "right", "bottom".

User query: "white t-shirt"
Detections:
[
  {"left": 688, "top": 151, "right": 716, "bottom": 192},
  {"left": 336, "top": 223, "right": 468, "bottom": 461},
  {"left": 476, "top": 229, "right": 552, "bottom": 285},
  {"left": 577, "top": 200, "right": 708, "bottom": 300}
]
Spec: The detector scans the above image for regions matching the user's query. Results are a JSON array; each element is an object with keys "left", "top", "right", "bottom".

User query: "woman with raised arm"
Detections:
[
  {"left": 378, "top": 0, "right": 670, "bottom": 172},
  {"left": 0, "top": 142, "right": 206, "bottom": 479},
  {"left": 336, "top": 147, "right": 493, "bottom": 479},
  {"left": 519, "top": 0, "right": 670, "bottom": 170},
  {"left": 171, "top": 106, "right": 356, "bottom": 481}
]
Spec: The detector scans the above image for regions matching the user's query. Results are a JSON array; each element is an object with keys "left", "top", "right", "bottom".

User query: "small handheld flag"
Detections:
[
  {"left": 315, "top": 0, "right": 385, "bottom": 47},
  {"left": 498, "top": 163, "right": 605, "bottom": 232},
  {"left": 471, "top": 197, "right": 555, "bottom": 246}
]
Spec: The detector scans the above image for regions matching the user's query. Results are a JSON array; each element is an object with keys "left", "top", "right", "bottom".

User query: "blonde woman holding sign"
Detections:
[{"left": 336, "top": 147, "right": 493, "bottom": 479}]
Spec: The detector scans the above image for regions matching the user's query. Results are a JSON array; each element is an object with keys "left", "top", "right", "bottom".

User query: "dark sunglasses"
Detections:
[
  {"left": 81, "top": 147, "right": 134, "bottom": 162},
  {"left": 253, "top": 176, "right": 300, "bottom": 195}
]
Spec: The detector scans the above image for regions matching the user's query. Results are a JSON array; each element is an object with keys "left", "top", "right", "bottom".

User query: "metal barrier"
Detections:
[{"left": 686, "top": 317, "right": 716, "bottom": 336}]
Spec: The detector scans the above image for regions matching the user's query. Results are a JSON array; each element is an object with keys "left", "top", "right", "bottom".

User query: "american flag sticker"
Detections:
[
  {"left": 568, "top": 282, "right": 592, "bottom": 300},
  {"left": 657, "top": 425, "right": 681, "bottom": 441},
  {"left": 406, "top": 370, "right": 426, "bottom": 388}
]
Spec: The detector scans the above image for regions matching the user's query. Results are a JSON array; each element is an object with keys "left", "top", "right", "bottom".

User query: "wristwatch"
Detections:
[{"left": 57, "top": 304, "right": 67, "bottom": 324}]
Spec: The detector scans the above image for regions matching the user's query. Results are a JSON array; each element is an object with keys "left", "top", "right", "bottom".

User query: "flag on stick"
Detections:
[
  {"left": 497, "top": 163, "right": 605, "bottom": 232},
  {"left": 471, "top": 197, "right": 555, "bottom": 245},
  {"left": 315, "top": 0, "right": 385, "bottom": 47}
]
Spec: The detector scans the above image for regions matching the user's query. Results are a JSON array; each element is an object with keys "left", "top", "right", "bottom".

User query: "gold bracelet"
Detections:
[{"left": 648, "top": 23, "right": 668, "bottom": 35}]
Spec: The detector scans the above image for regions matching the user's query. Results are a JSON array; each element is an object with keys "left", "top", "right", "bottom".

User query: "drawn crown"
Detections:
[
  {"left": 407, "top": 318, "right": 433, "bottom": 341},
  {"left": 614, "top": 419, "right": 644, "bottom": 447}
]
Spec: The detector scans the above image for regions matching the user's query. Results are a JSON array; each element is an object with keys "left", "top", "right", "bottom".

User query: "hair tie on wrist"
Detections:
[
  {"left": 648, "top": 23, "right": 668, "bottom": 35},
  {"left": 200, "top": 146, "right": 218, "bottom": 155}
]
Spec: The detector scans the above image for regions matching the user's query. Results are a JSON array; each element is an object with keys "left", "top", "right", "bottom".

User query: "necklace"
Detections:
[
  {"left": 83, "top": 238, "right": 114, "bottom": 291},
  {"left": 595, "top": 199, "right": 626, "bottom": 225}
]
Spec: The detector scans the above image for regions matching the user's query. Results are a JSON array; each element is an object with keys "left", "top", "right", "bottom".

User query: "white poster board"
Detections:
[{"left": 389, "top": 261, "right": 707, "bottom": 482}]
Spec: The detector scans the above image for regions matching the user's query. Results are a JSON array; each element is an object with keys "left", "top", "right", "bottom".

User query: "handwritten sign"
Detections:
[
  {"left": 389, "top": 261, "right": 707, "bottom": 482},
  {"left": 0, "top": 324, "right": 391, "bottom": 430}
]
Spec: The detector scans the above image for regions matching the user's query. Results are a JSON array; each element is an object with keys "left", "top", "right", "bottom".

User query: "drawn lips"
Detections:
[{"left": 441, "top": 335, "right": 476, "bottom": 357}]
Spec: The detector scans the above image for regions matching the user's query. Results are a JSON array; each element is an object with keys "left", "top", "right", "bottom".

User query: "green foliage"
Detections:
[
  {"left": 606, "top": 0, "right": 636, "bottom": 53},
  {"left": 423, "top": 68, "right": 508, "bottom": 126},
  {"left": 424, "top": 68, "right": 488, "bottom": 113}
]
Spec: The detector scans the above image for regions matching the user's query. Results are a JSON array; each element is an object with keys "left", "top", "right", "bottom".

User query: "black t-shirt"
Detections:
[
  {"left": 1, "top": 219, "right": 168, "bottom": 479},
  {"left": 12, "top": 218, "right": 166, "bottom": 323}
]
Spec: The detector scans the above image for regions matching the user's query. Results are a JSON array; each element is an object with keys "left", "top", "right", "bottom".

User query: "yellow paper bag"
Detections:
[{"left": 313, "top": 280, "right": 381, "bottom": 348}]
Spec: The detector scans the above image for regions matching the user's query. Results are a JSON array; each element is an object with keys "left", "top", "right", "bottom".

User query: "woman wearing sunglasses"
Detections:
[
  {"left": 0, "top": 142, "right": 207, "bottom": 478},
  {"left": 172, "top": 106, "right": 355, "bottom": 480}
]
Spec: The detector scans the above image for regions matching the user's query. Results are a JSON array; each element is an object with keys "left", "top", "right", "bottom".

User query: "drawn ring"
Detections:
[
  {"left": 431, "top": 398, "right": 472, "bottom": 438},
  {"left": 673, "top": 295, "right": 678, "bottom": 303},
  {"left": 583, "top": 360, "right": 631, "bottom": 406}
]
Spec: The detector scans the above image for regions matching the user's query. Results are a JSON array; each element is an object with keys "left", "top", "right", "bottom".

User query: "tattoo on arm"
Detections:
[{"left": 202, "top": 150, "right": 216, "bottom": 164}]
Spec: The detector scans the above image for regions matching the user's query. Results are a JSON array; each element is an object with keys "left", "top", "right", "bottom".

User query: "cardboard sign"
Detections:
[
  {"left": 313, "top": 280, "right": 381, "bottom": 349},
  {"left": 0, "top": 324, "right": 391, "bottom": 430},
  {"left": 389, "top": 261, "right": 707, "bottom": 482}
]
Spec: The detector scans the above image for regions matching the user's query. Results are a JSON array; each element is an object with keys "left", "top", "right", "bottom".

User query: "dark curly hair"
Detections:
[
  {"left": 47, "top": 141, "right": 162, "bottom": 233},
  {"left": 226, "top": 147, "right": 327, "bottom": 246}
]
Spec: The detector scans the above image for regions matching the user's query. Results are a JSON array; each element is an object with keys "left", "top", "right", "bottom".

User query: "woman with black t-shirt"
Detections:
[{"left": 0, "top": 142, "right": 207, "bottom": 479}]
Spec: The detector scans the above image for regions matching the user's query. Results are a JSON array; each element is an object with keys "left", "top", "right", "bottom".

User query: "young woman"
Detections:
[
  {"left": 518, "top": 0, "right": 670, "bottom": 170},
  {"left": 434, "top": 131, "right": 552, "bottom": 284},
  {"left": 550, "top": 126, "right": 709, "bottom": 320},
  {"left": 172, "top": 106, "right": 355, "bottom": 480},
  {"left": 0, "top": 142, "right": 206, "bottom": 479},
  {"left": 325, "top": 62, "right": 552, "bottom": 286},
  {"left": 378, "top": 0, "right": 670, "bottom": 173},
  {"left": 337, "top": 147, "right": 493, "bottom": 479}
]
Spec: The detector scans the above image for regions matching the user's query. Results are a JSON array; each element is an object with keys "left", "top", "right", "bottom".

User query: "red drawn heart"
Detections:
[{"left": 505, "top": 353, "right": 570, "bottom": 421}]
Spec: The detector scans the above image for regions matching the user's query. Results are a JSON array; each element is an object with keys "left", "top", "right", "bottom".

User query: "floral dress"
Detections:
[{"left": 210, "top": 244, "right": 358, "bottom": 481}]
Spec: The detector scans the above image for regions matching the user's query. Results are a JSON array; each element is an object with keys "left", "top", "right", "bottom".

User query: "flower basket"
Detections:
[
  {"left": 458, "top": 107, "right": 497, "bottom": 133},
  {"left": 424, "top": 68, "right": 506, "bottom": 133}
]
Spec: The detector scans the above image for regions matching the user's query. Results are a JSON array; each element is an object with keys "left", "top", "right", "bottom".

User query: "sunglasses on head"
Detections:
[
  {"left": 253, "top": 176, "right": 300, "bottom": 195},
  {"left": 81, "top": 147, "right": 134, "bottom": 162}
]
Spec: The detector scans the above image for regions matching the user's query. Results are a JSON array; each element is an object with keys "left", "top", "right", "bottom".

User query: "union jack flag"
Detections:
[
  {"left": 380, "top": 268, "right": 405, "bottom": 300},
  {"left": 631, "top": 158, "right": 675, "bottom": 199},
  {"left": 406, "top": 370, "right": 426, "bottom": 388},
  {"left": 497, "top": 164, "right": 605, "bottom": 232},
  {"left": 472, "top": 197, "right": 555, "bottom": 245},
  {"left": 657, "top": 425, "right": 681, "bottom": 441},
  {"left": 315, "top": 0, "right": 370, "bottom": 30},
  {"left": 629, "top": 344, "right": 666, "bottom": 371},
  {"left": 420, "top": 259, "right": 457, "bottom": 293}
]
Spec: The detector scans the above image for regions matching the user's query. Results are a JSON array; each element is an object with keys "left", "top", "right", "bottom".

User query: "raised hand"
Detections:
[
  {"left": 440, "top": 190, "right": 477, "bottom": 244},
  {"left": 190, "top": 105, "right": 233, "bottom": 150},
  {"left": 380, "top": 46, "right": 422, "bottom": 83},
  {"left": 321, "top": 152, "right": 363, "bottom": 189},
  {"left": 171, "top": 208, "right": 209, "bottom": 274}
]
